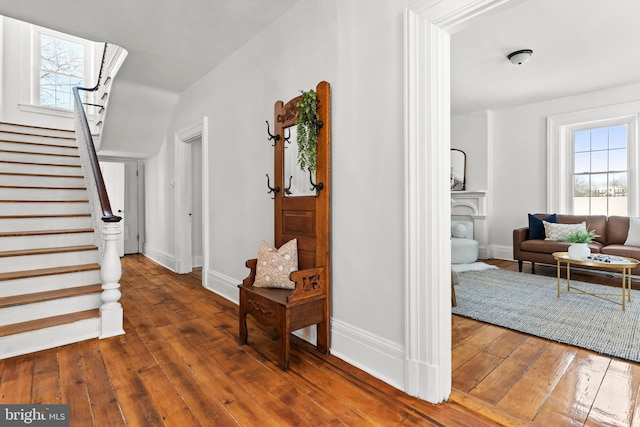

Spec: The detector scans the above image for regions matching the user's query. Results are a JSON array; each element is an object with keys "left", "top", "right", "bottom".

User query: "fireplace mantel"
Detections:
[{"left": 451, "top": 191, "right": 488, "bottom": 259}]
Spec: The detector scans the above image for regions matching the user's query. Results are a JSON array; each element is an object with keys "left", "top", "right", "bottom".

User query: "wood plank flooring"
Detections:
[
  {"left": 0, "top": 255, "right": 497, "bottom": 426},
  {"left": 1, "top": 255, "right": 639, "bottom": 426},
  {"left": 451, "top": 259, "right": 640, "bottom": 426}
]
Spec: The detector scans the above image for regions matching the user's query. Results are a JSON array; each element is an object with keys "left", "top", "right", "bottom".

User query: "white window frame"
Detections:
[
  {"left": 20, "top": 25, "right": 98, "bottom": 116},
  {"left": 548, "top": 104, "right": 640, "bottom": 216}
]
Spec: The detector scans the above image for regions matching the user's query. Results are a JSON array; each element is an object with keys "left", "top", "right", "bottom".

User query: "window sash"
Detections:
[{"left": 548, "top": 106, "right": 639, "bottom": 216}]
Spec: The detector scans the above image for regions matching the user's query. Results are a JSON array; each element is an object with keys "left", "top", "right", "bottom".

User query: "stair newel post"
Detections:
[{"left": 99, "top": 221, "right": 124, "bottom": 338}]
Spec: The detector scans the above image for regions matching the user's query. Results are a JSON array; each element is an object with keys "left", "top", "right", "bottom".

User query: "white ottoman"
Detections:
[{"left": 451, "top": 220, "right": 479, "bottom": 264}]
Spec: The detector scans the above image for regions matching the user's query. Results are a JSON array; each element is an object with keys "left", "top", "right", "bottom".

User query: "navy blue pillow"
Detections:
[{"left": 528, "top": 213, "right": 557, "bottom": 240}]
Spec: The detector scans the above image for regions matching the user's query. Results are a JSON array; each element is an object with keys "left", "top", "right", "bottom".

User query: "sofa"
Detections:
[{"left": 513, "top": 214, "right": 640, "bottom": 273}]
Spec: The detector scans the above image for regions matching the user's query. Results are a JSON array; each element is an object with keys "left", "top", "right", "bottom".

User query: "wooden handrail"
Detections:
[{"left": 73, "top": 43, "right": 121, "bottom": 223}]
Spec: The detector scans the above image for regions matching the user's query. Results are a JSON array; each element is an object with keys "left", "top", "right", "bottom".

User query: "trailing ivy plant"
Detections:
[{"left": 296, "top": 89, "right": 319, "bottom": 171}]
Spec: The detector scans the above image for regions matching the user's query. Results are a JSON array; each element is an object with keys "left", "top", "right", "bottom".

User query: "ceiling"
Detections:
[
  {"left": 451, "top": 0, "right": 640, "bottom": 115},
  {"left": 0, "top": 0, "right": 301, "bottom": 92},
  {"left": 1, "top": 0, "right": 638, "bottom": 118}
]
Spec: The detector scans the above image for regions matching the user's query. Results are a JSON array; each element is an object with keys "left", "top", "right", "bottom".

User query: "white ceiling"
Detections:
[
  {"left": 451, "top": 0, "right": 640, "bottom": 116},
  {"left": 0, "top": 0, "right": 301, "bottom": 92}
]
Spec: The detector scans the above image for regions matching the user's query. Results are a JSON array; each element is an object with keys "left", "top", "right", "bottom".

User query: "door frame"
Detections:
[
  {"left": 175, "top": 117, "right": 210, "bottom": 287},
  {"left": 404, "top": 0, "right": 517, "bottom": 403},
  {"left": 98, "top": 156, "right": 145, "bottom": 254}
]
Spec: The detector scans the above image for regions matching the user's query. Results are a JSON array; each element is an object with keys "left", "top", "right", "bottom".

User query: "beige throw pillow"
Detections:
[
  {"left": 543, "top": 221, "right": 586, "bottom": 241},
  {"left": 253, "top": 239, "right": 298, "bottom": 289}
]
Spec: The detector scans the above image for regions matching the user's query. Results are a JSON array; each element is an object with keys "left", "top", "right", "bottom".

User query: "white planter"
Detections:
[{"left": 568, "top": 242, "right": 591, "bottom": 260}]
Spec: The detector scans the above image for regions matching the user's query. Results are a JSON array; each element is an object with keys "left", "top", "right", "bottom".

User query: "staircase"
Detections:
[{"left": 0, "top": 121, "right": 105, "bottom": 359}]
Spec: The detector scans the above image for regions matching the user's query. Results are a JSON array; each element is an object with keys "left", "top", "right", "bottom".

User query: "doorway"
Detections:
[
  {"left": 174, "top": 118, "right": 210, "bottom": 287},
  {"left": 100, "top": 159, "right": 144, "bottom": 256},
  {"left": 404, "top": 0, "right": 517, "bottom": 403}
]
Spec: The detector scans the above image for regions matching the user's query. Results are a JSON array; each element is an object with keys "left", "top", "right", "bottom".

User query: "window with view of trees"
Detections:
[
  {"left": 572, "top": 125, "right": 628, "bottom": 216},
  {"left": 39, "top": 33, "right": 85, "bottom": 110}
]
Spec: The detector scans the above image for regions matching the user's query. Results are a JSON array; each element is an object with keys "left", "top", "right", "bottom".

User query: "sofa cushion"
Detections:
[
  {"left": 520, "top": 239, "right": 602, "bottom": 254},
  {"left": 601, "top": 244, "right": 640, "bottom": 260},
  {"left": 606, "top": 216, "right": 631, "bottom": 245},
  {"left": 528, "top": 213, "right": 556, "bottom": 240},
  {"left": 556, "top": 215, "right": 607, "bottom": 244},
  {"left": 624, "top": 217, "right": 640, "bottom": 246}
]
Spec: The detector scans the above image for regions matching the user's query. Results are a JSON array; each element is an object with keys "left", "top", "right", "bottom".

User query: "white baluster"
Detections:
[{"left": 100, "top": 221, "right": 125, "bottom": 338}]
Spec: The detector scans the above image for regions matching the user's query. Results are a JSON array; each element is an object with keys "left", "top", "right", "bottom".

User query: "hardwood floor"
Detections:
[
  {"left": 0, "top": 255, "right": 497, "bottom": 426},
  {"left": 1, "top": 255, "right": 639, "bottom": 426},
  {"left": 451, "top": 259, "right": 640, "bottom": 426}
]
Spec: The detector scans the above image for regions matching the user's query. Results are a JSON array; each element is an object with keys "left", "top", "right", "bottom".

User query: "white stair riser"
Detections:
[
  {"left": 0, "top": 293, "right": 101, "bottom": 325},
  {"left": 0, "top": 216, "right": 92, "bottom": 232},
  {"left": 0, "top": 270, "right": 101, "bottom": 298},
  {"left": 0, "top": 231, "right": 96, "bottom": 251},
  {"left": 0, "top": 317, "right": 100, "bottom": 360},
  {"left": 0, "top": 141, "right": 78, "bottom": 156},
  {"left": 0, "top": 249, "right": 98, "bottom": 271},
  {"left": 0, "top": 187, "right": 87, "bottom": 201},
  {"left": 0, "top": 132, "right": 76, "bottom": 147},
  {"left": 0, "top": 124, "right": 75, "bottom": 139},
  {"left": 0, "top": 174, "right": 85, "bottom": 188},
  {"left": 0, "top": 201, "right": 90, "bottom": 216},
  {"left": 0, "top": 151, "right": 80, "bottom": 166},
  {"left": 0, "top": 231, "right": 95, "bottom": 252},
  {"left": 0, "top": 162, "right": 81, "bottom": 176}
]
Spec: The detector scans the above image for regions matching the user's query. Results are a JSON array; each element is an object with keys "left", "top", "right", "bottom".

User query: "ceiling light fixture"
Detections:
[{"left": 507, "top": 49, "right": 533, "bottom": 65}]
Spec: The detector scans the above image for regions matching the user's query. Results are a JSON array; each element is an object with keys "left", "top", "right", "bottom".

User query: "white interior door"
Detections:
[
  {"left": 99, "top": 161, "right": 125, "bottom": 257},
  {"left": 190, "top": 137, "right": 203, "bottom": 268},
  {"left": 123, "top": 161, "right": 141, "bottom": 254}
]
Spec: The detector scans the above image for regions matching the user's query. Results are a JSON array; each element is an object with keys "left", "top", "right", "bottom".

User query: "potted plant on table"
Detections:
[{"left": 563, "top": 229, "right": 598, "bottom": 260}]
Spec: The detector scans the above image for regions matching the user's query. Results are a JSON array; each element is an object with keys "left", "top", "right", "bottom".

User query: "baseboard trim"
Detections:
[
  {"left": 490, "top": 244, "right": 513, "bottom": 261},
  {"left": 206, "top": 269, "right": 239, "bottom": 305},
  {"left": 204, "top": 268, "right": 405, "bottom": 391},
  {"left": 330, "top": 318, "right": 405, "bottom": 391},
  {"left": 142, "top": 244, "right": 176, "bottom": 272}
]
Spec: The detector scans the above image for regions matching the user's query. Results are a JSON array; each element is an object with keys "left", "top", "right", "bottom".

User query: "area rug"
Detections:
[
  {"left": 452, "top": 268, "right": 640, "bottom": 363},
  {"left": 451, "top": 262, "right": 498, "bottom": 273}
]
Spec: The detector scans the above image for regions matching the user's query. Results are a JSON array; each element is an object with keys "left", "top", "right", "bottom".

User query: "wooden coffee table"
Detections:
[{"left": 553, "top": 252, "right": 639, "bottom": 311}]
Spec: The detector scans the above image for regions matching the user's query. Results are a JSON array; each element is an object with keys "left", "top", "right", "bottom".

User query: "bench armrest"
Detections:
[
  {"left": 288, "top": 267, "right": 326, "bottom": 303},
  {"left": 242, "top": 258, "right": 258, "bottom": 286}
]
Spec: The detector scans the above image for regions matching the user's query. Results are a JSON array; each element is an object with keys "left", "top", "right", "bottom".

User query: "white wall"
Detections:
[
  {"left": 453, "top": 81, "right": 640, "bottom": 260},
  {"left": 143, "top": 0, "right": 410, "bottom": 389}
]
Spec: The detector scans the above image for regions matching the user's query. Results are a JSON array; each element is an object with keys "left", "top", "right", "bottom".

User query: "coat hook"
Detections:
[
  {"left": 284, "top": 176, "right": 293, "bottom": 195},
  {"left": 266, "top": 121, "right": 280, "bottom": 146},
  {"left": 266, "top": 174, "right": 280, "bottom": 199},
  {"left": 308, "top": 168, "right": 324, "bottom": 194},
  {"left": 283, "top": 127, "right": 291, "bottom": 145},
  {"left": 315, "top": 120, "right": 324, "bottom": 134}
]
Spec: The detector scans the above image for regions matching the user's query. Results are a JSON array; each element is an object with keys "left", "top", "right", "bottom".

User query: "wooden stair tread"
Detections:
[
  {"left": 0, "top": 121, "right": 75, "bottom": 134},
  {"left": 0, "top": 171, "right": 83, "bottom": 179},
  {"left": 0, "top": 128, "right": 75, "bottom": 141},
  {"left": 0, "top": 263, "right": 100, "bottom": 281},
  {"left": 0, "top": 309, "right": 99, "bottom": 337},
  {"left": 0, "top": 213, "right": 90, "bottom": 219},
  {"left": 0, "top": 228, "right": 94, "bottom": 238},
  {"left": 0, "top": 139, "right": 77, "bottom": 150},
  {"left": 0, "top": 185, "right": 86, "bottom": 190},
  {"left": 0, "top": 199, "right": 89, "bottom": 203},
  {"left": 0, "top": 159, "right": 80, "bottom": 168},
  {"left": 0, "top": 244, "right": 98, "bottom": 258},
  {"left": 0, "top": 148, "right": 79, "bottom": 158},
  {"left": 0, "top": 284, "right": 102, "bottom": 308}
]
